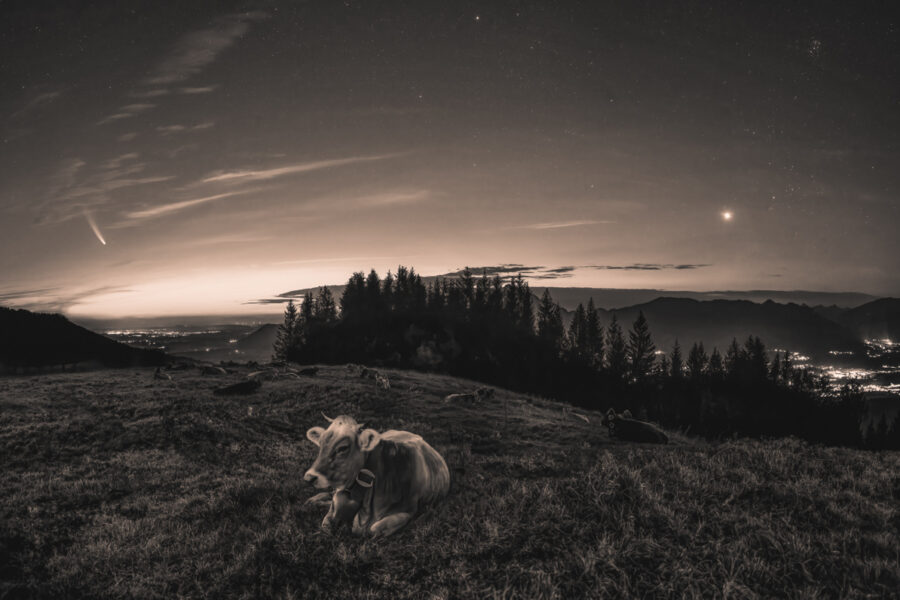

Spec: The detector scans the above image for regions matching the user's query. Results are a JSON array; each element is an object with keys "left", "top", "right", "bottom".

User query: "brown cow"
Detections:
[{"left": 304, "top": 415, "right": 450, "bottom": 537}]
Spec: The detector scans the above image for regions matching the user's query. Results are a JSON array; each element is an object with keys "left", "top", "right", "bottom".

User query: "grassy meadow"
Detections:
[{"left": 1, "top": 365, "right": 898, "bottom": 599}]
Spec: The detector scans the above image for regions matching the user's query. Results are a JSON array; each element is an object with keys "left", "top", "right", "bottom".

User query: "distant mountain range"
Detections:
[
  {"left": 586, "top": 298, "right": 873, "bottom": 359},
  {"left": 830, "top": 298, "right": 900, "bottom": 341},
  {"left": 1, "top": 307, "right": 166, "bottom": 370},
  {"left": 533, "top": 288, "right": 879, "bottom": 312}
]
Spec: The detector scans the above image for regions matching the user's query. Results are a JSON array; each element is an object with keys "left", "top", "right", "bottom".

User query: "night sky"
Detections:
[{"left": 1, "top": 1, "right": 897, "bottom": 317}]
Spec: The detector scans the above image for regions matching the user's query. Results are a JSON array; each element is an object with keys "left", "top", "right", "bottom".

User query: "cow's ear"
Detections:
[
  {"left": 306, "top": 426, "right": 325, "bottom": 446},
  {"left": 358, "top": 428, "right": 381, "bottom": 452}
]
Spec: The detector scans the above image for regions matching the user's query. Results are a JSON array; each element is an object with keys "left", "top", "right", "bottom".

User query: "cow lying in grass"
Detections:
[
  {"left": 304, "top": 415, "right": 450, "bottom": 537},
  {"left": 601, "top": 408, "right": 669, "bottom": 444}
]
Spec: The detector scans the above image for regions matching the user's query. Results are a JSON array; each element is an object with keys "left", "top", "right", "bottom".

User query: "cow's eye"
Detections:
[{"left": 335, "top": 445, "right": 350, "bottom": 456}]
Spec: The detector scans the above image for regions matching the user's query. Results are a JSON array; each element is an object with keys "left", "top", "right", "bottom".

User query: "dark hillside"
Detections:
[
  {"left": 834, "top": 297, "right": 900, "bottom": 341},
  {"left": 599, "top": 298, "right": 864, "bottom": 357},
  {"left": 236, "top": 323, "right": 279, "bottom": 361},
  {"left": 0, "top": 306, "right": 166, "bottom": 371},
  {"left": 0, "top": 366, "right": 896, "bottom": 598}
]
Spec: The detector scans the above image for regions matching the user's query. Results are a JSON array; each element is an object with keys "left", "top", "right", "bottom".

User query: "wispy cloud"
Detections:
[
  {"left": 97, "top": 103, "right": 156, "bottom": 125},
  {"left": 181, "top": 233, "right": 272, "bottom": 247},
  {"left": 143, "top": 11, "right": 268, "bottom": 85},
  {"left": 121, "top": 190, "right": 252, "bottom": 221},
  {"left": 157, "top": 122, "right": 214, "bottom": 135},
  {"left": 591, "top": 263, "right": 712, "bottom": 271},
  {"left": 101, "top": 153, "right": 140, "bottom": 170},
  {"left": 512, "top": 220, "right": 614, "bottom": 230},
  {"left": 12, "top": 90, "right": 63, "bottom": 119},
  {"left": 201, "top": 153, "right": 402, "bottom": 185},
  {"left": 0, "top": 287, "right": 59, "bottom": 303},
  {"left": 129, "top": 88, "right": 170, "bottom": 98},
  {"left": 118, "top": 132, "right": 138, "bottom": 142},
  {"left": 0, "top": 286, "right": 132, "bottom": 314},
  {"left": 360, "top": 190, "right": 431, "bottom": 206},
  {"left": 35, "top": 158, "right": 174, "bottom": 224},
  {"left": 179, "top": 85, "right": 220, "bottom": 94}
]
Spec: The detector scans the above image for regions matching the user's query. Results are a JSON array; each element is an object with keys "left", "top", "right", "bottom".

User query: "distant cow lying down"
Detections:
[
  {"left": 443, "top": 386, "right": 495, "bottom": 404},
  {"left": 602, "top": 409, "right": 669, "bottom": 444},
  {"left": 304, "top": 415, "right": 450, "bottom": 537}
]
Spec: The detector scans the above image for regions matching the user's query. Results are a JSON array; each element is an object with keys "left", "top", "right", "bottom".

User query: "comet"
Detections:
[{"left": 84, "top": 210, "right": 107, "bottom": 245}]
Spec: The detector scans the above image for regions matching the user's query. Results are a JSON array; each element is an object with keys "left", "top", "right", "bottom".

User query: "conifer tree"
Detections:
[
  {"left": 769, "top": 351, "right": 782, "bottom": 383},
  {"left": 518, "top": 280, "right": 534, "bottom": 331},
  {"left": 382, "top": 271, "right": 394, "bottom": 311},
  {"left": 487, "top": 275, "right": 504, "bottom": 315},
  {"left": 365, "top": 269, "right": 382, "bottom": 312},
  {"left": 670, "top": 339, "right": 684, "bottom": 379},
  {"left": 567, "top": 303, "right": 587, "bottom": 357},
  {"left": 585, "top": 298, "right": 603, "bottom": 367},
  {"left": 658, "top": 353, "right": 670, "bottom": 377},
  {"left": 339, "top": 272, "right": 366, "bottom": 319},
  {"left": 273, "top": 300, "right": 298, "bottom": 361},
  {"left": 724, "top": 338, "right": 741, "bottom": 377},
  {"left": 317, "top": 286, "right": 337, "bottom": 323},
  {"left": 780, "top": 351, "right": 793, "bottom": 384},
  {"left": 300, "top": 291, "right": 315, "bottom": 327},
  {"left": 707, "top": 347, "right": 725, "bottom": 380},
  {"left": 606, "top": 314, "right": 627, "bottom": 381},
  {"left": 627, "top": 311, "right": 655, "bottom": 382},
  {"left": 459, "top": 267, "right": 475, "bottom": 309},
  {"left": 687, "top": 342, "right": 707, "bottom": 380},
  {"left": 743, "top": 335, "right": 768, "bottom": 381},
  {"left": 537, "top": 289, "right": 564, "bottom": 347}
]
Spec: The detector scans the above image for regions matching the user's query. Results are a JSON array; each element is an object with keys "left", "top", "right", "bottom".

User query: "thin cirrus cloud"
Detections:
[
  {"left": 591, "top": 263, "right": 712, "bottom": 271},
  {"left": 35, "top": 157, "right": 175, "bottom": 224},
  {"left": 200, "top": 153, "right": 404, "bottom": 185},
  {"left": 511, "top": 220, "right": 615, "bottom": 230},
  {"left": 179, "top": 86, "right": 220, "bottom": 94},
  {"left": 142, "top": 11, "right": 268, "bottom": 85},
  {"left": 156, "top": 122, "right": 214, "bottom": 135},
  {"left": 121, "top": 190, "right": 251, "bottom": 222},
  {"left": 96, "top": 103, "right": 156, "bottom": 125},
  {"left": 11, "top": 90, "right": 63, "bottom": 119}
]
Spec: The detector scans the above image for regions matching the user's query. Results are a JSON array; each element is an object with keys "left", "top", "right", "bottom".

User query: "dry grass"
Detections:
[{"left": 1, "top": 365, "right": 897, "bottom": 599}]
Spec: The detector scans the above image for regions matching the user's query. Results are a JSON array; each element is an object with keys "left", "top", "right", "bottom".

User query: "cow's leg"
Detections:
[
  {"left": 321, "top": 500, "right": 337, "bottom": 533},
  {"left": 369, "top": 512, "right": 413, "bottom": 538},
  {"left": 306, "top": 492, "right": 332, "bottom": 506}
]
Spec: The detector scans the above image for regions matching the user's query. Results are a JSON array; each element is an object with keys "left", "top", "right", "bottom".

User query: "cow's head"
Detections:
[{"left": 304, "top": 415, "right": 380, "bottom": 490}]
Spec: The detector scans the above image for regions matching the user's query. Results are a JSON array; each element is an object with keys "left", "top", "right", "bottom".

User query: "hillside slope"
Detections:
[
  {"left": 598, "top": 297, "right": 864, "bottom": 358},
  {"left": 833, "top": 297, "right": 900, "bottom": 341},
  {"left": 1, "top": 366, "right": 897, "bottom": 598},
  {"left": 0, "top": 306, "right": 166, "bottom": 370}
]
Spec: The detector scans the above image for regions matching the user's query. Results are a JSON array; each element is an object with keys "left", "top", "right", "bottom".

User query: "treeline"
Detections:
[{"left": 273, "top": 267, "right": 894, "bottom": 448}]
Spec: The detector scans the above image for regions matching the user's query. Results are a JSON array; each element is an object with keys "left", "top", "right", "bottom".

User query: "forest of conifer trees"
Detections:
[{"left": 273, "top": 266, "right": 899, "bottom": 449}]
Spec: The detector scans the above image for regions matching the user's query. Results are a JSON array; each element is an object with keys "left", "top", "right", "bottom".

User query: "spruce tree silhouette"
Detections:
[
  {"left": 687, "top": 342, "right": 708, "bottom": 380},
  {"left": 670, "top": 340, "right": 684, "bottom": 379},
  {"left": 273, "top": 300, "right": 298, "bottom": 361},
  {"left": 627, "top": 311, "right": 656, "bottom": 383}
]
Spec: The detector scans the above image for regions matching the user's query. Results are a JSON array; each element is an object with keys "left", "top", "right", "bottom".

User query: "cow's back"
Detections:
[{"left": 380, "top": 430, "right": 450, "bottom": 504}]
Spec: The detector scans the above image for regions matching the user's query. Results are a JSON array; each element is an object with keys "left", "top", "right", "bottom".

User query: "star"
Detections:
[{"left": 721, "top": 211, "right": 734, "bottom": 222}]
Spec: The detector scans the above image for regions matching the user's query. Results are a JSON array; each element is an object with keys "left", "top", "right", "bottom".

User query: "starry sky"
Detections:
[{"left": 1, "top": 0, "right": 898, "bottom": 317}]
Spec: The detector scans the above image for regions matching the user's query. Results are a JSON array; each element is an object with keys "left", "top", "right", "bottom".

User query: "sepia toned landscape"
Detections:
[{"left": 2, "top": 1, "right": 898, "bottom": 598}]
